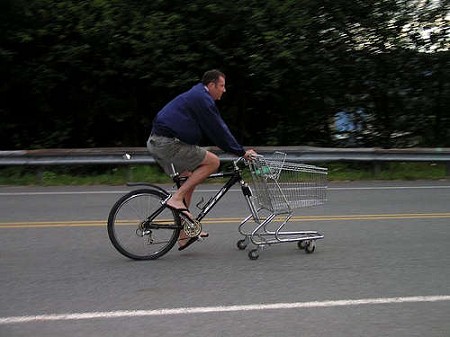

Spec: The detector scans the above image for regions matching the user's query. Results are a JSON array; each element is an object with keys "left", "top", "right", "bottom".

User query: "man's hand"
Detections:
[{"left": 243, "top": 149, "right": 258, "bottom": 161}]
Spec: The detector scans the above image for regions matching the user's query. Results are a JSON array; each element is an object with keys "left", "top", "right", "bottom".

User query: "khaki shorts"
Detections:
[{"left": 147, "top": 135, "right": 207, "bottom": 175}]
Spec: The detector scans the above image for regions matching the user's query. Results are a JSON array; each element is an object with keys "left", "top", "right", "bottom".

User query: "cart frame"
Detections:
[{"left": 237, "top": 153, "right": 327, "bottom": 259}]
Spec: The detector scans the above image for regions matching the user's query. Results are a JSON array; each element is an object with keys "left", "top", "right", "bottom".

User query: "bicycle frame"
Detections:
[{"left": 173, "top": 158, "right": 258, "bottom": 223}]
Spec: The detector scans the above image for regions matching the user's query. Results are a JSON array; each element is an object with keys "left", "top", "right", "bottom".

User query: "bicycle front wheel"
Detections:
[{"left": 107, "top": 188, "right": 181, "bottom": 260}]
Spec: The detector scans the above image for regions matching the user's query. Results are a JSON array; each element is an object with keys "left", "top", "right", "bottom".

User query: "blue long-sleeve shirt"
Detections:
[{"left": 151, "top": 83, "right": 245, "bottom": 156}]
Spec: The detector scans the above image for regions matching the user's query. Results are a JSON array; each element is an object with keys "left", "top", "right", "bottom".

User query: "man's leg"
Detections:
[
  {"left": 166, "top": 151, "right": 220, "bottom": 212},
  {"left": 167, "top": 151, "right": 219, "bottom": 245}
]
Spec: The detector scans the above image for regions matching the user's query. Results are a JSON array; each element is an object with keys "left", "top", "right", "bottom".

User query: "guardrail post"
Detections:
[
  {"left": 36, "top": 167, "right": 44, "bottom": 184},
  {"left": 127, "top": 166, "right": 134, "bottom": 181},
  {"left": 373, "top": 161, "right": 382, "bottom": 177}
]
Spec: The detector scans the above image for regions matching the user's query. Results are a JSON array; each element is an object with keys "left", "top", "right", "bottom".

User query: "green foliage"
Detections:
[
  {"left": 0, "top": 162, "right": 447, "bottom": 186},
  {"left": 0, "top": 164, "right": 170, "bottom": 185},
  {"left": 1, "top": 0, "right": 449, "bottom": 150},
  {"left": 328, "top": 162, "right": 447, "bottom": 180}
]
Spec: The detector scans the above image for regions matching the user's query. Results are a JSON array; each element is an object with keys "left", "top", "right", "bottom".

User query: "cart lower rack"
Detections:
[{"left": 237, "top": 153, "right": 327, "bottom": 260}]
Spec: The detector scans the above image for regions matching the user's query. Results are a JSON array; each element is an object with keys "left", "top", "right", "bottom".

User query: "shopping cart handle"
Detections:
[
  {"left": 246, "top": 153, "right": 264, "bottom": 162},
  {"left": 233, "top": 155, "right": 255, "bottom": 169},
  {"left": 233, "top": 153, "right": 263, "bottom": 169}
]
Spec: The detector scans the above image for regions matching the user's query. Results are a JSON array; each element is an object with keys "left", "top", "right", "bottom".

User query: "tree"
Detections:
[{"left": 1, "top": 0, "right": 448, "bottom": 149}]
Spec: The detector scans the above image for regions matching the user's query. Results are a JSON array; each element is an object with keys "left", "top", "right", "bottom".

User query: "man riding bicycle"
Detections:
[{"left": 147, "top": 69, "right": 256, "bottom": 250}]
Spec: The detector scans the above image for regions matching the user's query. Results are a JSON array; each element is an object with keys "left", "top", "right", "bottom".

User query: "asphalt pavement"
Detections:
[{"left": 1, "top": 181, "right": 450, "bottom": 337}]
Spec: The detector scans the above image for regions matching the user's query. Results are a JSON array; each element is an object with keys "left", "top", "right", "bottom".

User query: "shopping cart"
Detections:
[{"left": 237, "top": 152, "right": 327, "bottom": 259}]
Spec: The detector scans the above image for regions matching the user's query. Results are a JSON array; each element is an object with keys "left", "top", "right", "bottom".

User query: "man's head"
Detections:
[{"left": 202, "top": 69, "right": 226, "bottom": 101}]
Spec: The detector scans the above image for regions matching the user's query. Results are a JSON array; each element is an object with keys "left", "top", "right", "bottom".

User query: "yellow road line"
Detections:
[{"left": 1, "top": 213, "right": 450, "bottom": 229}]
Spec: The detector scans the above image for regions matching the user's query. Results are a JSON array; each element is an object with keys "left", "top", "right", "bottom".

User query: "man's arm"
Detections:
[{"left": 196, "top": 103, "right": 246, "bottom": 156}]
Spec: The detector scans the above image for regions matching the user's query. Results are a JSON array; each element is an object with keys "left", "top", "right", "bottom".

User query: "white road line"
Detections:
[
  {"left": 1, "top": 185, "right": 450, "bottom": 196},
  {"left": 1, "top": 295, "right": 449, "bottom": 325}
]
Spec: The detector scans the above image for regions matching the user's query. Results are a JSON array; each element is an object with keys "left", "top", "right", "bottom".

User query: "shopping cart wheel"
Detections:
[
  {"left": 297, "top": 240, "right": 307, "bottom": 250},
  {"left": 237, "top": 239, "right": 248, "bottom": 250},
  {"left": 304, "top": 240, "right": 316, "bottom": 254},
  {"left": 248, "top": 249, "right": 259, "bottom": 260}
]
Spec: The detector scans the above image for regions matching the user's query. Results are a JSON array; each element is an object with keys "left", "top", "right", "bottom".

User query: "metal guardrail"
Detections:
[{"left": 1, "top": 147, "right": 450, "bottom": 167}]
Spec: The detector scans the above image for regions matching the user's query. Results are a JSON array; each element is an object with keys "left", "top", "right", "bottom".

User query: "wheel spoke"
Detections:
[{"left": 107, "top": 189, "right": 180, "bottom": 260}]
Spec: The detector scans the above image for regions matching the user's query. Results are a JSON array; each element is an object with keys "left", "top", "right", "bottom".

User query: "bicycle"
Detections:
[{"left": 107, "top": 153, "right": 327, "bottom": 260}]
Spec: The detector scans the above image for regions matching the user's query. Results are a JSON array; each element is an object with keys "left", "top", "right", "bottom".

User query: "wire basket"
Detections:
[{"left": 249, "top": 154, "right": 328, "bottom": 213}]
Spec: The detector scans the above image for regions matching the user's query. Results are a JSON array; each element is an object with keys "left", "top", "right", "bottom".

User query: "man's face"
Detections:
[{"left": 208, "top": 76, "right": 226, "bottom": 101}]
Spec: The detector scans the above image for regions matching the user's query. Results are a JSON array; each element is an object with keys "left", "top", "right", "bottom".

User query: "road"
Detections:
[{"left": 1, "top": 181, "right": 450, "bottom": 337}]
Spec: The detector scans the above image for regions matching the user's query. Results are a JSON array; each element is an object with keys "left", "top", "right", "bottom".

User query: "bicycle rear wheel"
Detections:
[{"left": 107, "top": 188, "right": 181, "bottom": 260}]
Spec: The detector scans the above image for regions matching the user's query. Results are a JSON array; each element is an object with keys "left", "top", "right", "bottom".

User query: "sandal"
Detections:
[
  {"left": 178, "top": 232, "right": 209, "bottom": 251},
  {"left": 164, "top": 205, "right": 195, "bottom": 222},
  {"left": 178, "top": 237, "right": 198, "bottom": 251}
]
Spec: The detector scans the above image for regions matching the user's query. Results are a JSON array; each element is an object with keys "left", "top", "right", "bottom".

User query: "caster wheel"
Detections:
[
  {"left": 297, "top": 240, "right": 307, "bottom": 250},
  {"left": 248, "top": 249, "right": 259, "bottom": 260},
  {"left": 305, "top": 240, "right": 316, "bottom": 254},
  {"left": 237, "top": 239, "right": 248, "bottom": 250}
]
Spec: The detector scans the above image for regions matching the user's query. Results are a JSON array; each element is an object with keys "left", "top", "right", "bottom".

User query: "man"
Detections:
[{"left": 147, "top": 69, "right": 256, "bottom": 250}]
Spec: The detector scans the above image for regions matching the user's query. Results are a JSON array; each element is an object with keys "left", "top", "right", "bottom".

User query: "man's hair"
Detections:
[{"left": 201, "top": 69, "right": 225, "bottom": 85}]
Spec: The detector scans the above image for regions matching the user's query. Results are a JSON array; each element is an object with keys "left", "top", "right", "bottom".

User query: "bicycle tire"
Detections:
[{"left": 107, "top": 188, "right": 181, "bottom": 260}]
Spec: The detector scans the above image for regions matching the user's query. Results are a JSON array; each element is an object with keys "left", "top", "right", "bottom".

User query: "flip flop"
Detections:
[
  {"left": 165, "top": 205, "right": 195, "bottom": 222},
  {"left": 178, "top": 232, "right": 209, "bottom": 251},
  {"left": 178, "top": 237, "right": 198, "bottom": 251}
]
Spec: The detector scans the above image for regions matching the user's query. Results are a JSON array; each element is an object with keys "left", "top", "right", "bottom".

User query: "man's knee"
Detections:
[{"left": 204, "top": 152, "right": 220, "bottom": 171}]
